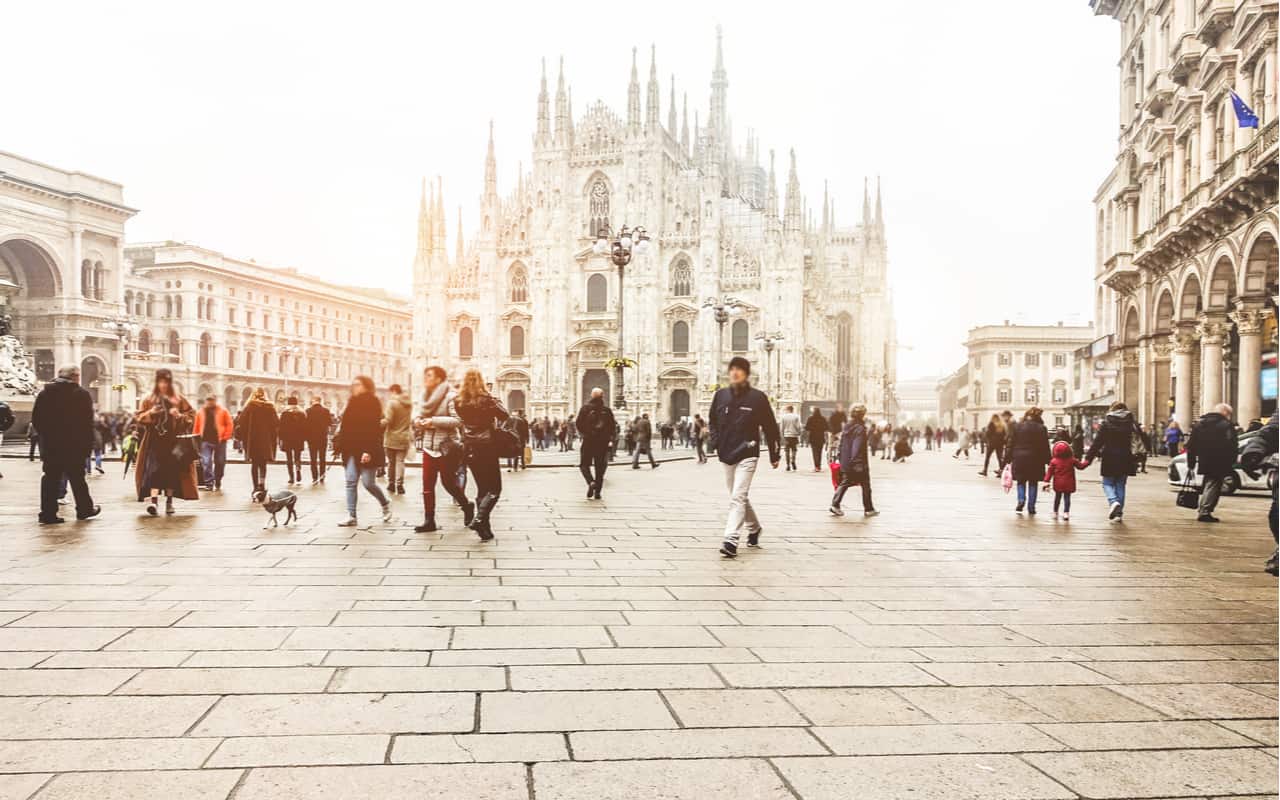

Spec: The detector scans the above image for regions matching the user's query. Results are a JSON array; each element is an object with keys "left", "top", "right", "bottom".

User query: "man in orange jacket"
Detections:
[{"left": 193, "top": 395, "right": 234, "bottom": 490}]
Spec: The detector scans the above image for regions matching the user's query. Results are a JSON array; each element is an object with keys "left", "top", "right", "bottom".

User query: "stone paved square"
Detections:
[{"left": 0, "top": 451, "right": 1275, "bottom": 798}]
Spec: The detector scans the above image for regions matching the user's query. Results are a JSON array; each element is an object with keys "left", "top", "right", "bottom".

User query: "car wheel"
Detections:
[
  {"left": 1221, "top": 473, "right": 1240, "bottom": 496},
  {"left": 1268, "top": 470, "right": 1277, "bottom": 492}
]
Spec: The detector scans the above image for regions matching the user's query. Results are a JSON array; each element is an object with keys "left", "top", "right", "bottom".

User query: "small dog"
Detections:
[{"left": 257, "top": 488, "right": 298, "bottom": 527}]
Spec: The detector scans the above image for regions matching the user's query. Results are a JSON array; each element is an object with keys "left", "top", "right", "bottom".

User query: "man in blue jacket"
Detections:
[
  {"left": 709, "top": 357, "right": 781, "bottom": 558},
  {"left": 830, "top": 403, "right": 878, "bottom": 517}
]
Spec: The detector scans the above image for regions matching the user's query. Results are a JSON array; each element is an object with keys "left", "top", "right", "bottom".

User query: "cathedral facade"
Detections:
[{"left": 412, "top": 31, "right": 896, "bottom": 423}]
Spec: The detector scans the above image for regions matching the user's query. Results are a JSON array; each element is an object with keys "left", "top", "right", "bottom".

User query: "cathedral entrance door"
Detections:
[
  {"left": 669, "top": 389, "right": 690, "bottom": 423},
  {"left": 581, "top": 369, "right": 610, "bottom": 408}
]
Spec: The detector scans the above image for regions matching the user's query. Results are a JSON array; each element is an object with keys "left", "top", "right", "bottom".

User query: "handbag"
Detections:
[
  {"left": 1001, "top": 464, "right": 1014, "bottom": 493},
  {"left": 523, "top": 445, "right": 533, "bottom": 464},
  {"left": 1175, "top": 473, "right": 1200, "bottom": 509},
  {"left": 171, "top": 434, "right": 201, "bottom": 469},
  {"left": 493, "top": 420, "right": 522, "bottom": 459},
  {"left": 829, "top": 460, "right": 842, "bottom": 488}
]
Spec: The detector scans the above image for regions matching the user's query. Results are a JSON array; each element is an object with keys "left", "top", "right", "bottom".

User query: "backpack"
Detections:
[
  {"left": 0, "top": 402, "right": 13, "bottom": 433},
  {"left": 1129, "top": 422, "right": 1148, "bottom": 458}
]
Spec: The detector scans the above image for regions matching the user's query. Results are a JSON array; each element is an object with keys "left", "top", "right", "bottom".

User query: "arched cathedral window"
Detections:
[
  {"left": 731, "top": 319, "right": 749, "bottom": 352},
  {"left": 586, "top": 273, "right": 607, "bottom": 313},
  {"left": 670, "top": 259, "right": 692, "bottom": 296},
  {"left": 672, "top": 321, "right": 689, "bottom": 355},
  {"left": 509, "top": 264, "right": 528, "bottom": 303},
  {"left": 587, "top": 178, "right": 610, "bottom": 237}
]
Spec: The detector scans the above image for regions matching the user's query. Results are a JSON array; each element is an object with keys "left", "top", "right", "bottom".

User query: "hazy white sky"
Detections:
[{"left": 8, "top": 1, "right": 1118, "bottom": 378}]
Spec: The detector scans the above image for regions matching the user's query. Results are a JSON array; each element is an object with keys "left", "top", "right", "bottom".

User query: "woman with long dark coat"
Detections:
[
  {"left": 1003, "top": 406, "right": 1052, "bottom": 516},
  {"left": 238, "top": 388, "right": 279, "bottom": 497},
  {"left": 134, "top": 368, "right": 199, "bottom": 515},
  {"left": 334, "top": 375, "right": 392, "bottom": 527}
]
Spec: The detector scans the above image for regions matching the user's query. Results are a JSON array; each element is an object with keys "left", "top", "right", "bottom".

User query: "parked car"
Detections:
[{"left": 1167, "top": 429, "right": 1278, "bottom": 495}]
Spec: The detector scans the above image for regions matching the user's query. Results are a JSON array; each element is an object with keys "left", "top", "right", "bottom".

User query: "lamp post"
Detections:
[
  {"left": 271, "top": 343, "right": 307, "bottom": 403},
  {"left": 102, "top": 316, "right": 140, "bottom": 410},
  {"left": 702, "top": 296, "right": 742, "bottom": 385},
  {"left": 592, "top": 224, "right": 650, "bottom": 410},
  {"left": 754, "top": 331, "right": 785, "bottom": 398}
]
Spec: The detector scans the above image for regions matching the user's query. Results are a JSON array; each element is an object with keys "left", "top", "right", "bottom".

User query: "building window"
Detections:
[
  {"left": 1024, "top": 383, "right": 1040, "bottom": 403},
  {"left": 1052, "top": 385, "right": 1067, "bottom": 404},
  {"left": 1025, "top": 353, "right": 1040, "bottom": 368},
  {"left": 587, "top": 177, "right": 610, "bottom": 237},
  {"left": 670, "top": 259, "right": 693, "bottom": 296},
  {"left": 509, "top": 264, "right": 529, "bottom": 303},
  {"left": 1052, "top": 352, "right": 1067, "bottom": 368},
  {"left": 227, "top": 348, "right": 237, "bottom": 369},
  {"left": 731, "top": 319, "right": 749, "bottom": 352},
  {"left": 509, "top": 325, "right": 525, "bottom": 357},
  {"left": 997, "top": 352, "right": 1011, "bottom": 367},
  {"left": 997, "top": 384, "right": 1012, "bottom": 405},
  {"left": 672, "top": 320, "right": 689, "bottom": 355},
  {"left": 459, "top": 326, "right": 474, "bottom": 358},
  {"left": 167, "top": 331, "right": 180, "bottom": 356},
  {"left": 137, "top": 329, "right": 152, "bottom": 352},
  {"left": 198, "top": 334, "right": 211, "bottom": 366},
  {"left": 586, "top": 273, "right": 607, "bottom": 312},
  {"left": 972, "top": 383, "right": 982, "bottom": 404}
]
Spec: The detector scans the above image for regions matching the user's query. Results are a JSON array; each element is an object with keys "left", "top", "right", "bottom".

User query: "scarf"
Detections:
[{"left": 420, "top": 382, "right": 449, "bottom": 418}]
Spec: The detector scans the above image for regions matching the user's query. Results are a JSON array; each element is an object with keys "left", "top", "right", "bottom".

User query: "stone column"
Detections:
[
  {"left": 1171, "top": 325, "right": 1197, "bottom": 426},
  {"left": 1197, "top": 314, "right": 1230, "bottom": 412},
  {"left": 1229, "top": 305, "right": 1268, "bottom": 424},
  {"left": 70, "top": 226, "right": 83, "bottom": 298}
]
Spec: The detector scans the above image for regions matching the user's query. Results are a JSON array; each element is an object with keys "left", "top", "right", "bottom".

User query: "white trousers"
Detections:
[{"left": 722, "top": 457, "right": 760, "bottom": 544}]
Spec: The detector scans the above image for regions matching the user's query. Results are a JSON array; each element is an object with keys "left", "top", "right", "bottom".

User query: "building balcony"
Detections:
[
  {"left": 1196, "top": 0, "right": 1236, "bottom": 45},
  {"left": 1142, "top": 71, "right": 1177, "bottom": 116},
  {"left": 1100, "top": 251, "right": 1140, "bottom": 292},
  {"left": 1168, "top": 34, "right": 1205, "bottom": 85}
]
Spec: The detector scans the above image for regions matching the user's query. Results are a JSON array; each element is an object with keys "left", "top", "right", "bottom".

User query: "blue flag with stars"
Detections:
[{"left": 1230, "top": 90, "right": 1259, "bottom": 129}]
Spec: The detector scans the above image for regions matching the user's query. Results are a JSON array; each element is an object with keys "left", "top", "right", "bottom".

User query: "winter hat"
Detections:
[
  {"left": 1053, "top": 441, "right": 1072, "bottom": 458},
  {"left": 728, "top": 356, "right": 751, "bottom": 375}
]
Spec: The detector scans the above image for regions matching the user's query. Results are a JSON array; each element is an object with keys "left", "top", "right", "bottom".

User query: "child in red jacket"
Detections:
[{"left": 1043, "top": 441, "right": 1086, "bottom": 520}]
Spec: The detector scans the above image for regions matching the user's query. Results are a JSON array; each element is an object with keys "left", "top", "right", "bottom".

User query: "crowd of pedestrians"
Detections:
[{"left": 20, "top": 356, "right": 1276, "bottom": 573}]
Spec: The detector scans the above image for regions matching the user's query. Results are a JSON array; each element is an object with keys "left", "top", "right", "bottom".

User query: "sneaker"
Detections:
[
  {"left": 864, "top": 509, "right": 880, "bottom": 517},
  {"left": 719, "top": 541, "right": 738, "bottom": 558},
  {"left": 586, "top": 484, "right": 595, "bottom": 499},
  {"left": 462, "top": 501, "right": 476, "bottom": 527},
  {"left": 337, "top": 516, "right": 358, "bottom": 527},
  {"left": 57, "top": 497, "right": 69, "bottom": 506},
  {"left": 76, "top": 505, "right": 102, "bottom": 521},
  {"left": 1052, "top": 511, "right": 1059, "bottom": 520},
  {"left": 1062, "top": 512, "right": 1070, "bottom": 521},
  {"left": 828, "top": 504, "right": 844, "bottom": 517},
  {"left": 1266, "top": 550, "right": 1279, "bottom": 576},
  {"left": 312, "top": 478, "right": 321, "bottom": 486},
  {"left": 1197, "top": 514, "right": 1221, "bottom": 523},
  {"left": 1108, "top": 502, "right": 1123, "bottom": 520},
  {"left": 146, "top": 499, "right": 158, "bottom": 516},
  {"left": 1015, "top": 503, "right": 1024, "bottom": 514},
  {"left": 747, "top": 529, "right": 761, "bottom": 548},
  {"left": 37, "top": 515, "right": 65, "bottom": 525},
  {"left": 381, "top": 503, "right": 393, "bottom": 523},
  {"left": 165, "top": 498, "right": 175, "bottom": 515}
]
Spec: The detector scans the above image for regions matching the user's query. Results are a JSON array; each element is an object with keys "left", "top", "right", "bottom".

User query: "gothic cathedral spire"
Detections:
[
  {"left": 680, "top": 93, "right": 690, "bottom": 156},
  {"left": 784, "top": 148, "right": 801, "bottom": 235},
  {"left": 627, "top": 47, "right": 641, "bottom": 133},
  {"left": 455, "top": 207, "right": 464, "bottom": 265},
  {"left": 416, "top": 177, "right": 433, "bottom": 258},
  {"left": 536, "top": 57, "right": 550, "bottom": 147},
  {"left": 554, "top": 57, "right": 569, "bottom": 146},
  {"left": 645, "top": 45, "right": 660, "bottom": 133},
  {"left": 484, "top": 121, "right": 497, "bottom": 201},
  {"left": 709, "top": 26, "right": 728, "bottom": 144},
  {"left": 875, "top": 175, "right": 884, "bottom": 228},
  {"left": 862, "top": 177, "right": 871, "bottom": 226},
  {"left": 667, "top": 75, "right": 677, "bottom": 136}
]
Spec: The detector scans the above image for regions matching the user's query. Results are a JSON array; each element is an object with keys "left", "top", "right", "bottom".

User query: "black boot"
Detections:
[
  {"left": 462, "top": 500, "right": 476, "bottom": 527},
  {"left": 414, "top": 514, "right": 438, "bottom": 533},
  {"left": 472, "top": 493, "right": 498, "bottom": 541}
]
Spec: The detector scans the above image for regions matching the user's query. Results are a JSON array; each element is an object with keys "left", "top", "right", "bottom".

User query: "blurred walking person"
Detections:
[
  {"left": 411, "top": 366, "right": 472, "bottom": 532},
  {"left": 575, "top": 387, "right": 616, "bottom": 499},
  {"left": 778, "top": 404, "right": 801, "bottom": 471},
  {"left": 382, "top": 384, "right": 413, "bottom": 494},
  {"left": 1081, "top": 401, "right": 1142, "bottom": 522},
  {"left": 193, "top": 394, "right": 233, "bottom": 491},
  {"left": 1185, "top": 403, "right": 1238, "bottom": 524},
  {"left": 805, "top": 407, "right": 827, "bottom": 472},
  {"left": 710, "top": 357, "right": 781, "bottom": 558},
  {"left": 455, "top": 368, "right": 508, "bottom": 541},
  {"left": 238, "top": 388, "right": 279, "bottom": 498},
  {"left": 305, "top": 396, "right": 332, "bottom": 485},
  {"left": 1005, "top": 406, "right": 1051, "bottom": 516},
  {"left": 335, "top": 376, "right": 393, "bottom": 527},
  {"left": 630, "top": 412, "right": 659, "bottom": 469},
  {"left": 830, "top": 403, "right": 877, "bottom": 517},
  {"left": 134, "top": 368, "right": 199, "bottom": 516},
  {"left": 278, "top": 396, "right": 308, "bottom": 486},
  {"left": 32, "top": 365, "right": 100, "bottom": 524},
  {"left": 978, "top": 414, "right": 1007, "bottom": 476}
]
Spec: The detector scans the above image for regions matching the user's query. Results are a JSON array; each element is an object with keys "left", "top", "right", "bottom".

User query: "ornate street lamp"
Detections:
[
  {"left": 592, "top": 224, "right": 650, "bottom": 409},
  {"left": 754, "top": 331, "right": 786, "bottom": 398},
  {"left": 102, "top": 316, "right": 140, "bottom": 409},
  {"left": 701, "top": 295, "right": 742, "bottom": 385},
  {"left": 271, "top": 343, "right": 308, "bottom": 402}
]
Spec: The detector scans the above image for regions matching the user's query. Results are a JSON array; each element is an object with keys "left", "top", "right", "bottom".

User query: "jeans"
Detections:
[
  {"left": 1016, "top": 481, "right": 1038, "bottom": 512},
  {"left": 1198, "top": 476, "right": 1224, "bottom": 515},
  {"left": 385, "top": 448, "right": 407, "bottom": 487},
  {"left": 283, "top": 447, "right": 304, "bottom": 483},
  {"left": 308, "top": 438, "right": 328, "bottom": 480},
  {"left": 810, "top": 440, "right": 824, "bottom": 470},
  {"left": 85, "top": 449, "right": 103, "bottom": 473},
  {"left": 783, "top": 437, "right": 798, "bottom": 469},
  {"left": 1053, "top": 491, "right": 1072, "bottom": 512},
  {"left": 200, "top": 440, "right": 227, "bottom": 487},
  {"left": 632, "top": 440, "right": 657, "bottom": 468},
  {"left": 722, "top": 457, "right": 760, "bottom": 545},
  {"left": 832, "top": 468, "right": 874, "bottom": 511},
  {"left": 579, "top": 441, "right": 609, "bottom": 488},
  {"left": 344, "top": 456, "right": 389, "bottom": 519},
  {"left": 421, "top": 451, "right": 467, "bottom": 517},
  {"left": 40, "top": 458, "right": 93, "bottom": 519},
  {"left": 1101, "top": 475, "right": 1127, "bottom": 510}
]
